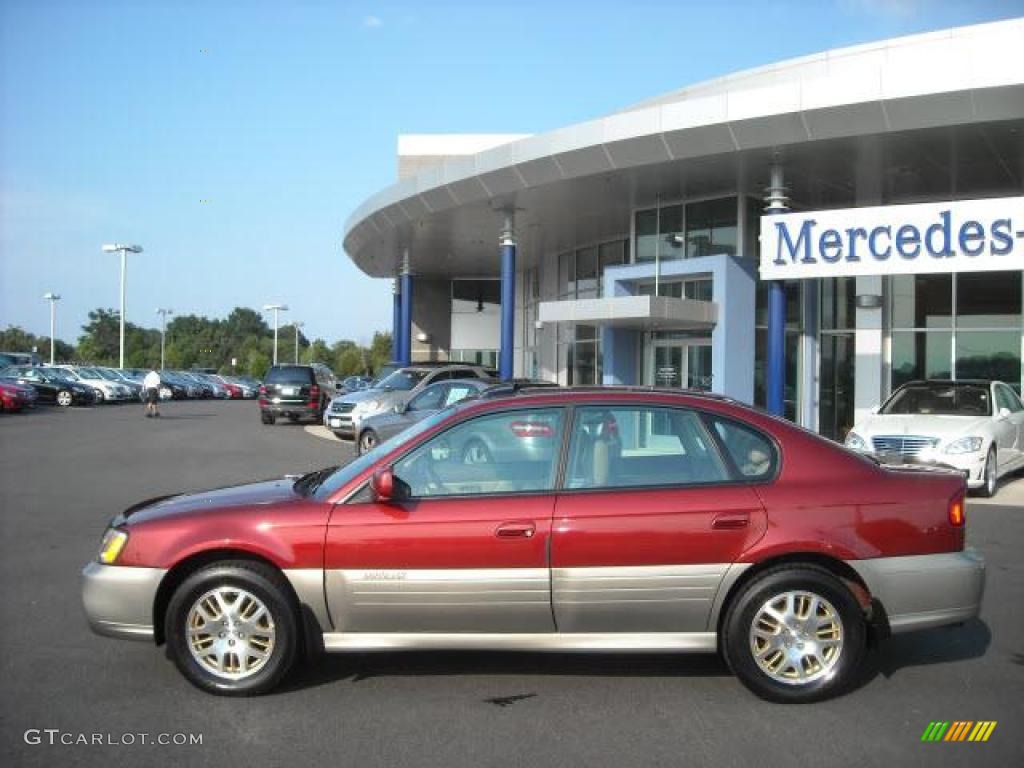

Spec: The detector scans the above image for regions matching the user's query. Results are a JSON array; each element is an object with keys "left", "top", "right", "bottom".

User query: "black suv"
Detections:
[{"left": 259, "top": 364, "right": 337, "bottom": 425}]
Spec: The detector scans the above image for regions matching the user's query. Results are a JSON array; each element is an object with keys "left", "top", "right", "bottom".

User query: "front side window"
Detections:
[
  {"left": 407, "top": 384, "right": 447, "bottom": 412},
  {"left": 565, "top": 406, "right": 729, "bottom": 490},
  {"left": 393, "top": 408, "right": 565, "bottom": 498},
  {"left": 709, "top": 417, "right": 777, "bottom": 480}
]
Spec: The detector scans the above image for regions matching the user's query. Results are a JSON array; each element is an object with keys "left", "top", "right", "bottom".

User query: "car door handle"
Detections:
[
  {"left": 495, "top": 521, "right": 536, "bottom": 538},
  {"left": 712, "top": 512, "right": 750, "bottom": 530}
]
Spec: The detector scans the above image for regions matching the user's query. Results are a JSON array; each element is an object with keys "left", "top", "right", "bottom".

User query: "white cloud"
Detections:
[{"left": 363, "top": 15, "right": 382, "bottom": 28}]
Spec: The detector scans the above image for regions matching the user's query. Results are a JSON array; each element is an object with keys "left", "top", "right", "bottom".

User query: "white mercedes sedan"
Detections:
[{"left": 846, "top": 380, "right": 1024, "bottom": 497}]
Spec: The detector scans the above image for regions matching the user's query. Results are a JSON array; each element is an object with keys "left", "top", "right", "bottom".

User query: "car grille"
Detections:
[
  {"left": 871, "top": 435, "right": 939, "bottom": 456},
  {"left": 331, "top": 402, "right": 356, "bottom": 414}
]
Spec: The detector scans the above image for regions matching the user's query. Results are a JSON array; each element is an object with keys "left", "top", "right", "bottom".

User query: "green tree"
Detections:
[
  {"left": 76, "top": 309, "right": 122, "bottom": 364},
  {"left": 245, "top": 348, "right": 271, "bottom": 379},
  {"left": 368, "top": 331, "right": 393, "bottom": 374}
]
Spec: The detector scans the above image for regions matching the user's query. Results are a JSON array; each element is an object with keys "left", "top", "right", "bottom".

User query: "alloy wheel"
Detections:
[
  {"left": 748, "top": 590, "right": 844, "bottom": 685},
  {"left": 359, "top": 431, "right": 377, "bottom": 455},
  {"left": 185, "top": 586, "right": 276, "bottom": 681},
  {"left": 57, "top": 390, "right": 73, "bottom": 407}
]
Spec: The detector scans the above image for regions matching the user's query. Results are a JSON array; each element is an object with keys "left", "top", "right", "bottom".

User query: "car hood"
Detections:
[
  {"left": 852, "top": 413, "right": 992, "bottom": 443},
  {"left": 116, "top": 478, "right": 301, "bottom": 526},
  {"left": 330, "top": 387, "right": 406, "bottom": 407}
]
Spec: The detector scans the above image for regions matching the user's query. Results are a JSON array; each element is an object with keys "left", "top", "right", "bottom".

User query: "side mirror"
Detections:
[
  {"left": 370, "top": 468, "right": 395, "bottom": 501},
  {"left": 998, "top": 407, "right": 1012, "bottom": 420}
]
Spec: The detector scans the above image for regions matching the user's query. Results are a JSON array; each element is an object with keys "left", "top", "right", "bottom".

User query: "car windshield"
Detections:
[
  {"left": 95, "top": 369, "right": 120, "bottom": 381},
  {"left": 308, "top": 407, "right": 456, "bottom": 500},
  {"left": 880, "top": 383, "right": 992, "bottom": 416},
  {"left": 375, "top": 369, "right": 428, "bottom": 391}
]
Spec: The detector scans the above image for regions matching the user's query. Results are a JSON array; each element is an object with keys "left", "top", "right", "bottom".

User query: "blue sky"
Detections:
[{"left": 1, "top": 0, "right": 1020, "bottom": 346}]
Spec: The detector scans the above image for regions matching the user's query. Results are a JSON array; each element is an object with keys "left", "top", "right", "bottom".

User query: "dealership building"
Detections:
[{"left": 342, "top": 19, "right": 1024, "bottom": 440}]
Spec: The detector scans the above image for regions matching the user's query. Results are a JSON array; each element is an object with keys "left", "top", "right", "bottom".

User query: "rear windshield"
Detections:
[
  {"left": 881, "top": 383, "right": 992, "bottom": 416},
  {"left": 265, "top": 366, "right": 314, "bottom": 385}
]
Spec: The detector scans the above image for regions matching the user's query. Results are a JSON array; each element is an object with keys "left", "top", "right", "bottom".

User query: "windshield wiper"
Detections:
[{"left": 293, "top": 466, "right": 339, "bottom": 497}]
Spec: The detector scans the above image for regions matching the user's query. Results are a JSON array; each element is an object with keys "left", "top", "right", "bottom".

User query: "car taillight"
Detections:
[
  {"left": 309, "top": 385, "right": 320, "bottom": 401},
  {"left": 259, "top": 385, "right": 266, "bottom": 396},
  {"left": 510, "top": 420, "right": 554, "bottom": 438},
  {"left": 948, "top": 491, "right": 965, "bottom": 527}
]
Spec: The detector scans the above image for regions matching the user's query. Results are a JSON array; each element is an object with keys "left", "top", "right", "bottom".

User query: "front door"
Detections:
[
  {"left": 648, "top": 337, "right": 713, "bottom": 390},
  {"left": 323, "top": 406, "right": 566, "bottom": 633}
]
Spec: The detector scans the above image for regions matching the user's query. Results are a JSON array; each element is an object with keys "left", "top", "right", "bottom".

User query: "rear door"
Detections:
[
  {"left": 264, "top": 366, "right": 313, "bottom": 404},
  {"left": 324, "top": 405, "right": 566, "bottom": 633},
  {"left": 550, "top": 405, "right": 768, "bottom": 633}
]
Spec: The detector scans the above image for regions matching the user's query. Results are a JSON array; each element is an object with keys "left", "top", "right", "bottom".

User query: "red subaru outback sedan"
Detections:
[{"left": 82, "top": 388, "right": 985, "bottom": 702}]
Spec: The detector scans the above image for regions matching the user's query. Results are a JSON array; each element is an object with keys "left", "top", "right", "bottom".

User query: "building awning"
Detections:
[{"left": 537, "top": 295, "right": 717, "bottom": 330}]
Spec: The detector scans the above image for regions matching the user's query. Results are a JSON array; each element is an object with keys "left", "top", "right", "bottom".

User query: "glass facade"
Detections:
[
  {"left": 567, "top": 324, "right": 601, "bottom": 385},
  {"left": 819, "top": 277, "right": 857, "bottom": 440},
  {"left": 890, "top": 271, "right": 1022, "bottom": 391},
  {"left": 634, "top": 197, "right": 738, "bottom": 264}
]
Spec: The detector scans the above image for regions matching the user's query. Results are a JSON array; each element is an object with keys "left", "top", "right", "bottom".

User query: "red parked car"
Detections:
[
  {"left": 82, "top": 388, "right": 985, "bottom": 701},
  {"left": 0, "top": 379, "right": 38, "bottom": 412}
]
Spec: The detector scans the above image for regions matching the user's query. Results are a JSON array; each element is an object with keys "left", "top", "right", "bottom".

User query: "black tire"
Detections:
[
  {"left": 721, "top": 565, "right": 865, "bottom": 703},
  {"left": 261, "top": 412, "right": 275, "bottom": 425},
  {"left": 461, "top": 438, "right": 493, "bottom": 465},
  {"left": 977, "top": 446, "right": 997, "bottom": 498},
  {"left": 165, "top": 561, "right": 298, "bottom": 696},
  {"left": 357, "top": 429, "right": 378, "bottom": 456}
]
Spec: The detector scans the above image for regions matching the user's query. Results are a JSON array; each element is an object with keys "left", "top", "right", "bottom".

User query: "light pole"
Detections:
[
  {"left": 263, "top": 304, "right": 289, "bottom": 365},
  {"left": 293, "top": 321, "right": 304, "bottom": 364},
  {"left": 42, "top": 292, "right": 61, "bottom": 365},
  {"left": 156, "top": 308, "right": 174, "bottom": 369},
  {"left": 101, "top": 243, "right": 143, "bottom": 368}
]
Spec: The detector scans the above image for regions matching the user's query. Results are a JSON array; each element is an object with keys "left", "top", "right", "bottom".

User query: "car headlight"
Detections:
[
  {"left": 944, "top": 436, "right": 983, "bottom": 455},
  {"left": 97, "top": 528, "right": 128, "bottom": 564},
  {"left": 844, "top": 431, "right": 867, "bottom": 451},
  {"left": 355, "top": 400, "right": 380, "bottom": 414}
]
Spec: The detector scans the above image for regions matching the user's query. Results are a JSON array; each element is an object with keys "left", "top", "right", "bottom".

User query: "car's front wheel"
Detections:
[
  {"left": 165, "top": 561, "right": 298, "bottom": 696},
  {"left": 357, "top": 429, "right": 378, "bottom": 455},
  {"left": 722, "top": 566, "right": 865, "bottom": 703},
  {"left": 978, "top": 446, "right": 998, "bottom": 498},
  {"left": 57, "top": 390, "right": 73, "bottom": 407}
]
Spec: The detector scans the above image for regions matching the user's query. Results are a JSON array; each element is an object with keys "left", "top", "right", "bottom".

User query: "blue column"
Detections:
[
  {"left": 499, "top": 235, "right": 516, "bottom": 381},
  {"left": 399, "top": 272, "right": 413, "bottom": 366},
  {"left": 391, "top": 280, "right": 401, "bottom": 362},
  {"left": 766, "top": 280, "right": 786, "bottom": 416}
]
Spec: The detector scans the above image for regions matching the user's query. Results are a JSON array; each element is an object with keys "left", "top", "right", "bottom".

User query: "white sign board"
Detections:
[{"left": 760, "top": 196, "right": 1024, "bottom": 281}]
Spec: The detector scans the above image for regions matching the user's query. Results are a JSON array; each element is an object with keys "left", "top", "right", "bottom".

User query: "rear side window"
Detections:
[
  {"left": 709, "top": 417, "right": 777, "bottom": 481},
  {"left": 265, "top": 366, "right": 314, "bottom": 385},
  {"left": 566, "top": 406, "right": 729, "bottom": 490}
]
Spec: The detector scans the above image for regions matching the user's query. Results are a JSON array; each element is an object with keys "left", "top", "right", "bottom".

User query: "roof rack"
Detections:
[{"left": 479, "top": 383, "right": 736, "bottom": 402}]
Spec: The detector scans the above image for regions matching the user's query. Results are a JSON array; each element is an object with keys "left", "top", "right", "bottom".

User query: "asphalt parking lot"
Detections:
[{"left": 1, "top": 401, "right": 1021, "bottom": 768}]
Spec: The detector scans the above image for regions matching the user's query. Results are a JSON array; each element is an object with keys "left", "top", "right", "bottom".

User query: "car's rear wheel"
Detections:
[
  {"left": 57, "top": 390, "right": 73, "bottom": 407},
  {"left": 358, "top": 429, "right": 378, "bottom": 455},
  {"left": 165, "top": 561, "right": 298, "bottom": 696},
  {"left": 722, "top": 566, "right": 865, "bottom": 703},
  {"left": 979, "top": 446, "right": 997, "bottom": 498},
  {"left": 260, "top": 412, "right": 276, "bottom": 425}
]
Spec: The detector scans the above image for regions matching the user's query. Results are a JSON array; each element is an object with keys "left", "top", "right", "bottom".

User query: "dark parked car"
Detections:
[
  {"left": 0, "top": 365, "right": 95, "bottom": 406},
  {"left": 259, "top": 364, "right": 337, "bottom": 424},
  {"left": 83, "top": 387, "right": 984, "bottom": 701}
]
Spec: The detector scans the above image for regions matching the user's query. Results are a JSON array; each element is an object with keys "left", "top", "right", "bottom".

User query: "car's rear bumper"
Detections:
[
  {"left": 263, "top": 402, "right": 319, "bottom": 417},
  {"left": 81, "top": 562, "right": 166, "bottom": 641},
  {"left": 848, "top": 549, "right": 985, "bottom": 634}
]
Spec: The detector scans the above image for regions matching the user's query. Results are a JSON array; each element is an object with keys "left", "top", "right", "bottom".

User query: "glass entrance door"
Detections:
[{"left": 647, "top": 338, "right": 712, "bottom": 391}]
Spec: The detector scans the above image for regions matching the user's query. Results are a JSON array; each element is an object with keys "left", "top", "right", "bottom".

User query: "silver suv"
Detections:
[{"left": 325, "top": 364, "right": 495, "bottom": 440}]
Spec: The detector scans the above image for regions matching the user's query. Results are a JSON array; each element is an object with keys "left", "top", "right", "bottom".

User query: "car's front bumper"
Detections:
[
  {"left": 848, "top": 548, "right": 985, "bottom": 634},
  {"left": 81, "top": 562, "right": 166, "bottom": 641}
]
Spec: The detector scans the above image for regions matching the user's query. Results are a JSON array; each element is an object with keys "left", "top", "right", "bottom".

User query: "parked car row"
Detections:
[{"left": 0, "top": 363, "right": 262, "bottom": 412}]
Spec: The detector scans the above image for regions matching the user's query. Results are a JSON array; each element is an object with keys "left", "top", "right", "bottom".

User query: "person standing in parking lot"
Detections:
[{"left": 143, "top": 367, "right": 161, "bottom": 418}]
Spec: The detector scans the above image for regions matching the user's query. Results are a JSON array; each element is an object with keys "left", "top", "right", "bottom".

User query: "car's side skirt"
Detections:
[{"left": 320, "top": 631, "right": 718, "bottom": 653}]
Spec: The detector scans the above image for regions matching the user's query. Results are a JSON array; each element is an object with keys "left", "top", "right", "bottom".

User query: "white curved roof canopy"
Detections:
[{"left": 343, "top": 19, "right": 1024, "bottom": 278}]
